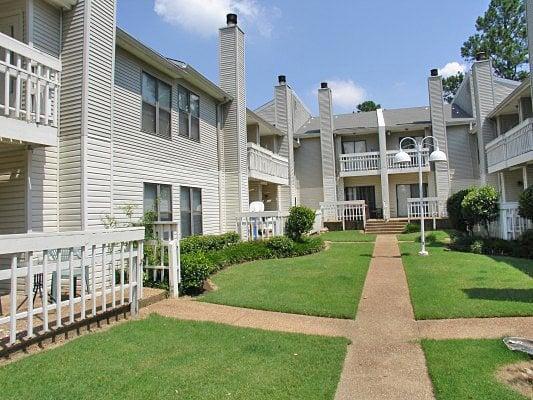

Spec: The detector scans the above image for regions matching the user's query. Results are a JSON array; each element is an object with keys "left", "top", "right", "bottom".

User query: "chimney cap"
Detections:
[
  {"left": 320, "top": 82, "right": 328, "bottom": 89},
  {"left": 476, "top": 51, "right": 487, "bottom": 61},
  {"left": 430, "top": 69, "right": 439, "bottom": 77},
  {"left": 226, "top": 13, "right": 238, "bottom": 26},
  {"left": 278, "top": 75, "right": 287, "bottom": 84}
]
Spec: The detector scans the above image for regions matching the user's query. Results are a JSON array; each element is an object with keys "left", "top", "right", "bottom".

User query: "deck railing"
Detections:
[
  {"left": 320, "top": 201, "right": 367, "bottom": 230},
  {"left": 0, "top": 32, "right": 61, "bottom": 127},
  {"left": 387, "top": 148, "right": 430, "bottom": 170},
  {"left": 339, "top": 151, "right": 380, "bottom": 174},
  {"left": 0, "top": 228, "right": 144, "bottom": 346},
  {"left": 237, "top": 211, "right": 289, "bottom": 241},
  {"left": 487, "top": 202, "right": 532, "bottom": 240},
  {"left": 407, "top": 197, "right": 440, "bottom": 229},
  {"left": 486, "top": 119, "right": 533, "bottom": 173},
  {"left": 247, "top": 143, "right": 289, "bottom": 185}
]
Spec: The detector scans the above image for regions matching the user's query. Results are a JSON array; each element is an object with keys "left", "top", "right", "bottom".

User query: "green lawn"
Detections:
[
  {"left": 0, "top": 315, "right": 349, "bottom": 400},
  {"left": 396, "top": 230, "right": 453, "bottom": 243},
  {"left": 422, "top": 339, "right": 529, "bottom": 400},
  {"left": 320, "top": 230, "right": 376, "bottom": 242},
  {"left": 401, "top": 242, "right": 533, "bottom": 319},
  {"left": 200, "top": 243, "right": 374, "bottom": 319}
]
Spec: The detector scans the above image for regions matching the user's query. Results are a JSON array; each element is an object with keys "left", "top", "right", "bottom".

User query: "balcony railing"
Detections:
[
  {"left": 407, "top": 197, "right": 441, "bottom": 229},
  {"left": 237, "top": 211, "right": 289, "bottom": 241},
  {"left": 247, "top": 143, "right": 289, "bottom": 185},
  {"left": 487, "top": 202, "right": 532, "bottom": 240},
  {"left": 486, "top": 118, "right": 533, "bottom": 173},
  {"left": 319, "top": 200, "right": 367, "bottom": 230},
  {"left": 339, "top": 151, "right": 380, "bottom": 175},
  {"left": 0, "top": 32, "right": 61, "bottom": 139},
  {"left": 387, "top": 148, "right": 430, "bottom": 171}
]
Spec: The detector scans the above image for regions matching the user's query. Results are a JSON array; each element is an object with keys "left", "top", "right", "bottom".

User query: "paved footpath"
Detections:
[{"left": 143, "top": 234, "right": 533, "bottom": 400}]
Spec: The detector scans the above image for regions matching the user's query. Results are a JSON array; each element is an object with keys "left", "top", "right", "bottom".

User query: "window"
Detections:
[
  {"left": 342, "top": 140, "right": 366, "bottom": 154},
  {"left": 180, "top": 187, "right": 202, "bottom": 237},
  {"left": 178, "top": 86, "right": 200, "bottom": 140},
  {"left": 143, "top": 183, "right": 173, "bottom": 221},
  {"left": 142, "top": 72, "right": 171, "bottom": 138}
]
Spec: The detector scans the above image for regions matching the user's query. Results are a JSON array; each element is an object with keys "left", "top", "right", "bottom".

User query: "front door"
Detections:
[{"left": 345, "top": 186, "right": 376, "bottom": 212}]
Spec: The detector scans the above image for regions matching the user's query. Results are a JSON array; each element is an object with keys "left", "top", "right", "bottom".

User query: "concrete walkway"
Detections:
[
  {"left": 334, "top": 235, "right": 435, "bottom": 400},
  {"left": 143, "top": 235, "right": 533, "bottom": 400}
]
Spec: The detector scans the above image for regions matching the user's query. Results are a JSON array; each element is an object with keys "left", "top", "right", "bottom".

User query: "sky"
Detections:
[{"left": 117, "top": 0, "right": 491, "bottom": 115}]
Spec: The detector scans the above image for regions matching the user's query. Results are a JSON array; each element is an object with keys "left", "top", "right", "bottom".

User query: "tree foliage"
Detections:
[
  {"left": 461, "top": 0, "right": 528, "bottom": 80},
  {"left": 447, "top": 188, "right": 473, "bottom": 232},
  {"left": 285, "top": 206, "right": 316, "bottom": 242},
  {"left": 442, "top": 72, "right": 464, "bottom": 103},
  {"left": 461, "top": 186, "right": 500, "bottom": 233},
  {"left": 518, "top": 186, "right": 533, "bottom": 221},
  {"left": 356, "top": 100, "right": 381, "bottom": 113}
]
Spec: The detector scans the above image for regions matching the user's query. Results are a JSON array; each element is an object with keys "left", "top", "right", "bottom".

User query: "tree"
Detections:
[
  {"left": 356, "top": 100, "right": 381, "bottom": 113},
  {"left": 285, "top": 206, "right": 315, "bottom": 242},
  {"left": 461, "top": 186, "right": 500, "bottom": 234},
  {"left": 518, "top": 186, "right": 533, "bottom": 222},
  {"left": 461, "top": 0, "right": 528, "bottom": 81},
  {"left": 446, "top": 188, "right": 473, "bottom": 232},
  {"left": 442, "top": 72, "right": 464, "bottom": 103}
]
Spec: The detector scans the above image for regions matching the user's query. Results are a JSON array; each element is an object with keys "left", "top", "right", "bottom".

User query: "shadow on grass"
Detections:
[
  {"left": 462, "top": 288, "right": 533, "bottom": 303},
  {"left": 485, "top": 256, "right": 533, "bottom": 279}
]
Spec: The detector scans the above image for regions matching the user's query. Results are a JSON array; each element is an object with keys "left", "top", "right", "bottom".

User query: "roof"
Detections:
[
  {"left": 295, "top": 104, "right": 473, "bottom": 137},
  {"left": 44, "top": 0, "right": 77, "bottom": 9},
  {"left": 246, "top": 109, "right": 283, "bottom": 136},
  {"left": 116, "top": 28, "right": 232, "bottom": 103},
  {"left": 488, "top": 79, "right": 530, "bottom": 118}
]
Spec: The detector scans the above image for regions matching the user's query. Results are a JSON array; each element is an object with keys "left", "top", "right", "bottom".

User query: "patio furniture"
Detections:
[{"left": 48, "top": 249, "right": 90, "bottom": 303}]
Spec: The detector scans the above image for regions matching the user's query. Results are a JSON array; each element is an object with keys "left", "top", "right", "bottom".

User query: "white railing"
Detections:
[
  {"left": 144, "top": 222, "right": 180, "bottom": 298},
  {"left": 486, "top": 119, "right": 533, "bottom": 172},
  {"left": 237, "top": 211, "right": 289, "bottom": 241},
  {"left": 387, "top": 148, "right": 430, "bottom": 170},
  {"left": 339, "top": 151, "right": 380, "bottom": 174},
  {"left": 0, "top": 228, "right": 144, "bottom": 346},
  {"left": 320, "top": 201, "right": 367, "bottom": 230},
  {"left": 247, "top": 143, "right": 289, "bottom": 185},
  {"left": 0, "top": 32, "right": 61, "bottom": 127},
  {"left": 487, "top": 202, "right": 532, "bottom": 240},
  {"left": 407, "top": 197, "right": 440, "bottom": 229}
]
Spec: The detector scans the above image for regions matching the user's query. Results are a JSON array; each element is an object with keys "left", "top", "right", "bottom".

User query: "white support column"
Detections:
[
  {"left": 377, "top": 109, "right": 390, "bottom": 220},
  {"left": 26, "top": 146, "right": 33, "bottom": 233},
  {"left": 523, "top": 166, "right": 528, "bottom": 189},
  {"left": 499, "top": 172, "right": 507, "bottom": 202}
]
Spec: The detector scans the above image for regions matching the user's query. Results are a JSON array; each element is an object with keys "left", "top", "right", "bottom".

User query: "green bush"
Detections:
[
  {"left": 516, "top": 229, "right": 533, "bottom": 259},
  {"left": 447, "top": 189, "right": 473, "bottom": 232},
  {"left": 180, "top": 232, "right": 240, "bottom": 255},
  {"left": 266, "top": 236, "right": 295, "bottom": 257},
  {"left": 518, "top": 186, "right": 533, "bottom": 222},
  {"left": 180, "top": 252, "right": 216, "bottom": 294},
  {"left": 403, "top": 223, "right": 420, "bottom": 234},
  {"left": 461, "top": 186, "right": 499, "bottom": 233},
  {"left": 207, "top": 242, "right": 273, "bottom": 270},
  {"left": 285, "top": 206, "right": 316, "bottom": 242},
  {"left": 449, "top": 230, "right": 533, "bottom": 259},
  {"left": 292, "top": 237, "right": 325, "bottom": 256},
  {"left": 469, "top": 240, "right": 484, "bottom": 254}
]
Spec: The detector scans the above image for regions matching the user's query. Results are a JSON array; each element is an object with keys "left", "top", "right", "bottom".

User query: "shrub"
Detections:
[
  {"left": 180, "top": 252, "right": 216, "bottom": 294},
  {"left": 516, "top": 229, "right": 533, "bottom": 259},
  {"left": 461, "top": 186, "right": 499, "bottom": 234},
  {"left": 206, "top": 241, "right": 273, "bottom": 270},
  {"left": 266, "top": 236, "right": 295, "bottom": 257},
  {"left": 285, "top": 206, "right": 316, "bottom": 242},
  {"left": 180, "top": 232, "right": 240, "bottom": 255},
  {"left": 469, "top": 240, "right": 484, "bottom": 254},
  {"left": 449, "top": 232, "right": 476, "bottom": 252},
  {"left": 447, "top": 189, "right": 473, "bottom": 232},
  {"left": 403, "top": 223, "right": 420, "bottom": 234},
  {"left": 292, "top": 237, "right": 325, "bottom": 256},
  {"left": 518, "top": 186, "right": 533, "bottom": 222}
]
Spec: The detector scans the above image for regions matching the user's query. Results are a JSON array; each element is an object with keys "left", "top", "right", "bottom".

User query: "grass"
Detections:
[
  {"left": 0, "top": 315, "right": 349, "bottom": 400},
  {"left": 396, "top": 230, "right": 453, "bottom": 243},
  {"left": 320, "top": 230, "right": 376, "bottom": 242},
  {"left": 401, "top": 241, "right": 533, "bottom": 319},
  {"left": 422, "top": 339, "right": 529, "bottom": 400},
  {"left": 200, "top": 243, "right": 374, "bottom": 319}
]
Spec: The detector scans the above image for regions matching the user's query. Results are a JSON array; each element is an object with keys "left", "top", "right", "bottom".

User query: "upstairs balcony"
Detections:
[
  {"left": 486, "top": 118, "right": 533, "bottom": 174},
  {"left": 247, "top": 142, "right": 289, "bottom": 186},
  {"left": 339, "top": 148, "right": 430, "bottom": 177},
  {"left": 0, "top": 32, "right": 61, "bottom": 147}
]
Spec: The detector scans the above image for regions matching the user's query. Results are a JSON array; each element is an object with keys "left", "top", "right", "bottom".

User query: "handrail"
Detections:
[
  {"left": 485, "top": 118, "right": 533, "bottom": 150},
  {"left": 247, "top": 142, "right": 288, "bottom": 163},
  {"left": 0, "top": 32, "right": 62, "bottom": 72}
]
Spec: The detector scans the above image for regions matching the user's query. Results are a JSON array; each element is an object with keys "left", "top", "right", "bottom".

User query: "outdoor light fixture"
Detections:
[{"left": 394, "top": 136, "right": 448, "bottom": 256}]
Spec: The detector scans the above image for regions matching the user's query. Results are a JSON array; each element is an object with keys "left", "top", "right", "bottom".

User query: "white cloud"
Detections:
[
  {"left": 322, "top": 79, "right": 366, "bottom": 112},
  {"left": 154, "top": 0, "right": 277, "bottom": 38},
  {"left": 439, "top": 62, "right": 466, "bottom": 78}
]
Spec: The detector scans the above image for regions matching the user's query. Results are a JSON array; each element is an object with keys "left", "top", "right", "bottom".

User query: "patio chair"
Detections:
[{"left": 48, "top": 248, "right": 90, "bottom": 303}]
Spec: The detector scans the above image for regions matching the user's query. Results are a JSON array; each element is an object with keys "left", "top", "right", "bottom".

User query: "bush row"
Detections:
[
  {"left": 180, "top": 232, "right": 241, "bottom": 254},
  {"left": 450, "top": 230, "right": 533, "bottom": 259},
  {"left": 180, "top": 236, "right": 325, "bottom": 294}
]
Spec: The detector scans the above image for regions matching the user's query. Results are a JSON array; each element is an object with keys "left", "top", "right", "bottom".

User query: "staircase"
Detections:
[{"left": 365, "top": 220, "right": 408, "bottom": 235}]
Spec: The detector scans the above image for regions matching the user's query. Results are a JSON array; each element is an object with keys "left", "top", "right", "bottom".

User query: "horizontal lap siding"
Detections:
[
  {"left": 33, "top": 0, "right": 61, "bottom": 57},
  {"left": 295, "top": 137, "right": 323, "bottom": 209},
  {"left": 31, "top": 146, "right": 58, "bottom": 232},
  {"left": 0, "top": 144, "right": 26, "bottom": 234},
  {"left": 113, "top": 50, "right": 221, "bottom": 233},
  {"left": 447, "top": 125, "right": 480, "bottom": 193}
]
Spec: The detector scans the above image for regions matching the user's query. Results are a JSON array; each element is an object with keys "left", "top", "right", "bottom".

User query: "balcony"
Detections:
[
  {"left": 247, "top": 143, "right": 289, "bottom": 186},
  {"left": 339, "top": 148, "right": 430, "bottom": 177},
  {"left": 0, "top": 32, "right": 61, "bottom": 147},
  {"left": 486, "top": 118, "right": 533, "bottom": 174}
]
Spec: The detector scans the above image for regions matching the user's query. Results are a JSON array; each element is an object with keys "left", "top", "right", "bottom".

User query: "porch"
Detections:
[{"left": 247, "top": 142, "right": 289, "bottom": 186}]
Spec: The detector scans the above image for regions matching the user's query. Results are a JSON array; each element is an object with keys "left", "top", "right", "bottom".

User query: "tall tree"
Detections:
[
  {"left": 461, "top": 0, "right": 528, "bottom": 81},
  {"left": 442, "top": 72, "right": 465, "bottom": 103},
  {"left": 356, "top": 100, "right": 381, "bottom": 112}
]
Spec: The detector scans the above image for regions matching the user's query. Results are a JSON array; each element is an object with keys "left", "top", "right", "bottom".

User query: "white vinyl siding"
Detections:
[
  {"left": 31, "top": 146, "right": 59, "bottom": 232},
  {"left": 294, "top": 137, "right": 323, "bottom": 210},
  {"left": 0, "top": 143, "right": 26, "bottom": 234},
  {"left": 33, "top": 0, "right": 61, "bottom": 57},
  {"left": 112, "top": 49, "right": 221, "bottom": 234}
]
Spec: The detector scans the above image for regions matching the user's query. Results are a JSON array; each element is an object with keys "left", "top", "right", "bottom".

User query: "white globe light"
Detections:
[
  {"left": 429, "top": 149, "right": 447, "bottom": 162},
  {"left": 394, "top": 150, "right": 411, "bottom": 164}
]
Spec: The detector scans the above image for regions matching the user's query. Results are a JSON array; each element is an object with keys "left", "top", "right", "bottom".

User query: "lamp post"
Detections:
[{"left": 394, "top": 136, "right": 447, "bottom": 256}]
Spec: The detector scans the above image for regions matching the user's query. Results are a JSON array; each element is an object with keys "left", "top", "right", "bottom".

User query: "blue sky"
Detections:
[{"left": 118, "top": 0, "right": 490, "bottom": 115}]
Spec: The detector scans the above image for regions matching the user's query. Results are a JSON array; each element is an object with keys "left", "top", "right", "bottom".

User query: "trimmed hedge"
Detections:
[
  {"left": 181, "top": 236, "right": 325, "bottom": 294},
  {"left": 449, "top": 230, "right": 533, "bottom": 259},
  {"left": 180, "top": 232, "right": 240, "bottom": 255}
]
